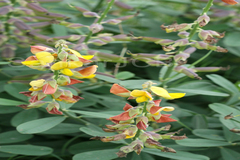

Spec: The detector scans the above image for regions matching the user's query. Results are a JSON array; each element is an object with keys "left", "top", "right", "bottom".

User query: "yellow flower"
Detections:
[
  {"left": 51, "top": 61, "right": 83, "bottom": 76},
  {"left": 130, "top": 90, "right": 153, "bottom": 103},
  {"left": 67, "top": 49, "right": 94, "bottom": 60},
  {"left": 29, "top": 79, "right": 45, "bottom": 91},
  {"left": 35, "top": 52, "right": 54, "bottom": 65},
  {"left": 150, "top": 86, "right": 185, "bottom": 99}
]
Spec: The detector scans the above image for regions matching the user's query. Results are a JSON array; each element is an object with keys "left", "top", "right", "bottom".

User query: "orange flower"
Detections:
[
  {"left": 73, "top": 65, "right": 98, "bottom": 79},
  {"left": 110, "top": 84, "right": 131, "bottom": 97},
  {"left": 152, "top": 114, "right": 177, "bottom": 123},
  {"left": 31, "top": 46, "right": 53, "bottom": 54},
  {"left": 222, "top": 0, "right": 238, "bottom": 5}
]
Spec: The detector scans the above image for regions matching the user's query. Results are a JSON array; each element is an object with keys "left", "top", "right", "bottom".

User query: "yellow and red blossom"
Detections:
[
  {"left": 46, "top": 101, "right": 63, "bottom": 115},
  {"left": 52, "top": 89, "right": 83, "bottom": 103},
  {"left": 136, "top": 117, "right": 148, "bottom": 130},
  {"left": 51, "top": 61, "right": 83, "bottom": 76},
  {"left": 222, "top": 0, "right": 238, "bottom": 5},
  {"left": 110, "top": 83, "right": 131, "bottom": 97},
  {"left": 73, "top": 65, "right": 98, "bottom": 79},
  {"left": 151, "top": 114, "right": 177, "bottom": 123},
  {"left": 31, "top": 46, "right": 53, "bottom": 54}
]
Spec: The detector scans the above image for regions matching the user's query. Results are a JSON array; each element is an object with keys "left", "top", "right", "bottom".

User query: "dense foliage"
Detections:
[{"left": 0, "top": 0, "right": 240, "bottom": 160}]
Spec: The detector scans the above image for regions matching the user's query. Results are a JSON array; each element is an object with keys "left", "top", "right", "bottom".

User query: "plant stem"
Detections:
[
  {"left": 114, "top": 47, "right": 127, "bottom": 76},
  {"left": 189, "top": 49, "right": 213, "bottom": 67},
  {"left": 84, "top": 0, "right": 115, "bottom": 43},
  {"left": 61, "top": 109, "right": 90, "bottom": 125}
]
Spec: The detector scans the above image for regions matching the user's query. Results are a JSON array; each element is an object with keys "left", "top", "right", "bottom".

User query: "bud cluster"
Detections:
[
  {"left": 128, "top": 11, "right": 229, "bottom": 80},
  {"left": 91, "top": 81, "right": 187, "bottom": 157},
  {"left": 18, "top": 40, "right": 97, "bottom": 115}
]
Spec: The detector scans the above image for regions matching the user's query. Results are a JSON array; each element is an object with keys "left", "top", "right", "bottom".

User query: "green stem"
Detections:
[
  {"left": 161, "top": 64, "right": 175, "bottom": 87},
  {"left": 61, "top": 109, "right": 90, "bottom": 125},
  {"left": 61, "top": 135, "right": 82, "bottom": 155},
  {"left": 133, "top": 102, "right": 148, "bottom": 140},
  {"left": 189, "top": 49, "right": 213, "bottom": 67},
  {"left": 84, "top": 0, "right": 115, "bottom": 43}
]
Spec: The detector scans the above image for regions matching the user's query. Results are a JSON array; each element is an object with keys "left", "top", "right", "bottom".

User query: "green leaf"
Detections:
[
  {"left": 40, "top": 123, "right": 83, "bottom": 134},
  {"left": 95, "top": 74, "right": 120, "bottom": 83},
  {"left": 11, "top": 109, "right": 39, "bottom": 127},
  {"left": 120, "top": 80, "right": 161, "bottom": 89},
  {"left": 0, "top": 98, "right": 26, "bottom": 106},
  {"left": 17, "top": 116, "right": 66, "bottom": 134},
  {"left": 0, "top": 152, "right": 16, "bottom": 157},
  {"left": 192, "top": 115, "right": 208, "bottom": 129},
  {"left": 193, "top": 129, "right": 225, "bottom": 141},
  {"left": 4, "top": 83, "right": 29, "bottom": 101},
  {"left": 176, "top": 138, "right": 231, "bottom": 147},
  {"left": 169, "top": 88, "right": 229, "bottom": 97},
  {"left": 68, "top": 110, "right": 122, "bottom": 118},
  {"left": 73, "top": 149, "right": 119, "bottom": 160},
  {"left": 223, "top": 32, "right": 240, "bottom": 47},
  {"left": 0, "top": 106, "right": 22, "bottom": 114},
  {"left": 69, "top": 141, "right": 120, "bottom": 154},
  {"left": 143, "top": 148, "right": 210, "bottom": 160},
  {"left": 0, "top": 131, "right": 33, "bottom": 144},
  {"left": 219, "top": 115, "right": 240, "bottom": 136},
  {"left": 207, "top": 74, "right": 239, "bottom": 94},
  {"left": 0, "top": 62, "right": 10, "bottom": 65},
  {"left": 209, "top": 103, "right": 240, "bottom": 122},
  {"left": 52, "top": 24, "right": 67, "bottom": 36},
  {"left": 220, "top": 148, "right": 240, "bottom": 160},
  {"left": 116, "top": 71, "right": 135, "bottom": 80},
  {"left": 131, "top": 152, "right": 155, "bottom": 160},
  {"left": 0, "top": 145, "right": 53, "bottom": 156},
  {"left": 223, "top": 126, "right": 240, "bottom": 143}
]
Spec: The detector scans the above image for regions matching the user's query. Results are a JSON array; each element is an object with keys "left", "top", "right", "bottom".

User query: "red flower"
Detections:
[{"left": 222, "top": 0, "right": 238, "bottom": 5}]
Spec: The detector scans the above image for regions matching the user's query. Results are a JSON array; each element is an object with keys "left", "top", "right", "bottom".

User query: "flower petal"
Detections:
[
  {"left": 168, "top": 93, "right": 186, "bottom": 99},
  {"left": 61, "top": 68, "right": 73, "bottom": 76},
  {"left": 110, "top": 84, "right": 130, "bottom": 97},
  {"left": 35, "top": 52, "right": 54, "bottom": 65},
  {"left": 130, "top": 90, "right": 146, "bottom": 97},
  {"left": 67, "top": 61, "right": 83, "bottom": 69},
  {"left": 51, "top": 61, "right": 68, "bottom": 70},
  {"left": 77, "top": 65, "right": 98, "bottom": 77},
  {"left": 222, "top": 0, "right": 238, "bottom": 5},
  {"left": 155, "top": 114, "right": 177, "bottom": 123},
  {"left": 42, "top": 84, "right": 57, "bottom": 94},
  {"left": 123, "top": 103, "right": 133, "bottom": 111},
  {"left": 150, "top": 86, "right": 171, "bottom": 98}
]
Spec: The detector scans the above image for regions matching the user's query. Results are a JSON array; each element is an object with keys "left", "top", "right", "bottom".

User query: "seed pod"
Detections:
[
  {"left": 0, "top": 5, "right": 13, "bottom": 15},
  {"left": 14, "top": 35, "right": 31, "bottom": 43},
  {"left": 0, "top": 0, "right": 11, "bottom": 7},
  {"left": 112, "top": 34, "right": 131, "bottom": 41},
  {"left": 174, "top": 66, "right": 202, "bottom": 80},
  {"left": 178, "top": 31, "right": 190, "bottom": 38},
  {"left": 29, "top": 22, "right": 51, "bottom": 28},
  {"left": 26, "top": 3, "right": 48, "bottom": 13},
  {"left": 172, "top": 38, "right": 189, "bottom": 47},
  {"left": 32, "top": 16, "right": 51, "bottom": 21},
  {"left": 1, "top": 44, "right": 16, "bottom": 60},
  {"left": 43, "top": 12, "right": 69, "bottom": 20},
  {"left": 114, "top": 0, "right": 134, "bottom": 10},
  {"left": 12, "top": 20, "right": 32, "bottom": 32},
  {"left": 131, "top": 53, "right": 172, "bottom": 61},
  {"left": 28, "top": 31, "right": 51, "bottom": 42},
  {"left": 20, "top": 16, "right": 36, "bottom": 22},
  {"left": 74, "top": 6, "right": 89, "bottom": 12},
  {"left": 161, "top": 23, "right": 193, "bottom": 33},
  {"left": 14, "top": 7, "right": 35, "bottom": 15},
  {"left": 0, "top": 34, "right": 8, "bottom": 45}
]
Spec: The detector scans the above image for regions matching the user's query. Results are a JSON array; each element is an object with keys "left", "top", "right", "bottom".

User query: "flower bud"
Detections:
[
  {"left": 172, "top": 38, "right": 189, "bottom": 47},
  {"left": 58, "top": 51, "right": 68, "bottom": 61},
  {"left": 29, "top": 22, "right": 51, "bottom": 28},
  {"left": 230, "top": 128, "right": 240, "bottom": 133},
  {"left": 46, "top": 101, "right": 62, "bottom": 115},
  {"left": 98, "top": 36, "right": 114, "bottom": 43},
  {"left": 174, "top": 66, "right": 202, "bottom": 80},
  {"left": 14, "top": 7, "right": 35, "bottom": 16},
  {"left": 178, "top": 31, "right": 190, "bottom": 38},
  {"left": 89, "top": 24, "right": 103, "bottom": 34},
  {"left": 112, "top": 34, "right": 131, "bottom": 41},
  {"left": 198, "top": 30, "right": 217, "bottom": 44},
  {"left": 131, "top": 53, "right": 172, "bottom": 61},
  {"left": 136, "top": 116, "right": 148, "bottom": 130},
  {"left": 12, "top": 20, "right": 32, "bottom": 32},
  {"left": 145, "top": 138, "right": 176, "bottom": 153},
  {"left": 42, "top": 79, "right": 57, "bottom": 94},
  {"left": 162, "top": 45, "right": 175, "bottom": 52},
  {"left": 44, "top": 12, "right": 69, "bottom": 20},
  {"left": 102, "top": 19, "right": 122, "bottom": 25},
  {"left": 83, "top": 11, "right": 100, "bottom": 18},
  {"left": 88, "top": 39, "right": 107, "bottom": 46},
  {"left": 196, "top": 13, "right": 210, "bottom": 27}
]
